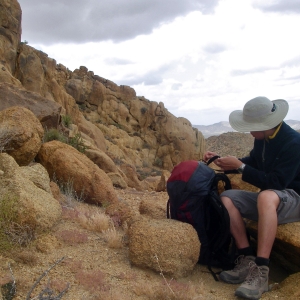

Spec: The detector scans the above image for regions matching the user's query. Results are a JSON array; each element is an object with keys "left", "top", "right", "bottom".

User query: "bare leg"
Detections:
[
  {"left": 256, "top": 190, "right": 280, "bottom": 258},
  {"left": 221, "top": 196, "right": 249, "bottom": 249}
]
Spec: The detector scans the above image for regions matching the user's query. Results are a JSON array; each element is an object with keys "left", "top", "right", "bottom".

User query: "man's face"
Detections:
[{"left": 250, "top": 131, "right": 265, "bottom": 140}]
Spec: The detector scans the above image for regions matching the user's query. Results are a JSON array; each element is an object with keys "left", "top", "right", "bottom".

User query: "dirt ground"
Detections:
[{"left": 0, "top": 188, "right": 292, "bottom": 300}]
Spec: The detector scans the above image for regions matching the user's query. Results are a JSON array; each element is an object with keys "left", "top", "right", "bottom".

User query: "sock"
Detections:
[
  {"left": 255, "top": 256, "right": 270, "bottom": 266},
  {"left": 238, "top": 246, "right": 255, "bottom": 257}
]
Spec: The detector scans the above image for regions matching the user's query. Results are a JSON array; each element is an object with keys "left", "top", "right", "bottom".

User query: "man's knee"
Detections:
[
  {"left": 221, "top": 195, "right": 235, "bottom": 211},
  {"left": 257, "top": 190, "right": 280, "bottom": 210}
]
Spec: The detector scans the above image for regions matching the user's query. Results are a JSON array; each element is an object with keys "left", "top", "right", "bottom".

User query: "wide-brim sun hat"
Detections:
[{"left": 229, "top": 96, "right": 289, "bottom": 132}]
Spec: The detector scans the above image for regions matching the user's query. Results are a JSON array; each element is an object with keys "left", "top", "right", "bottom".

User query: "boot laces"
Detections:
[
  {"left": 244, "top": 261, "right": 261, "bottom": 286},
  {"left": 233, "top": 255, "right": 249, "bottom": 271}
]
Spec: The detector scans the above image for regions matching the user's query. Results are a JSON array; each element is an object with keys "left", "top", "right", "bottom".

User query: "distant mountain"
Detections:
[{"left": 193, "top": 120, "right": 300, "bottom": 138}]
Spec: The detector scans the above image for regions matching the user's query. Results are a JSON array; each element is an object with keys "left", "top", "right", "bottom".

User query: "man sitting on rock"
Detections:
[{"left": 204, "top": 96, "right": 300, "bottom": 300}]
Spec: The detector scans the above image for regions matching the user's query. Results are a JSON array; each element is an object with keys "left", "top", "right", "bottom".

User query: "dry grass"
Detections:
[
  {"left": 11, "top": 249, "right": 38, "bottom": 266},
  {"left": 0, "top": 194, "right": 36, "bottom": 252},
  {"left": 102, "top": 226, "right": 124, "bottom": 249},
  {"left": 77, "top": 208, "right": 112, "bottom": 233}
]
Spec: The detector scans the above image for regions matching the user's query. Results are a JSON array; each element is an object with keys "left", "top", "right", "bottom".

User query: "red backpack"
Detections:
[{"left": 166, "top": 157, "right": 233, "bottom": 280}]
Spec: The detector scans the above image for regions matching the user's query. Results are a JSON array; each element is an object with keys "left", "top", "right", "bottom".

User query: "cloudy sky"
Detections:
[{"left": 18, "top": 0, "right": 300, "bottom": 125}]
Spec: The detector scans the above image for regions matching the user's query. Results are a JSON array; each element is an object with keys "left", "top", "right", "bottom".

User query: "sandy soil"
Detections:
[{"left": 0, "top": 188, "right": 291, "bottom": 300}]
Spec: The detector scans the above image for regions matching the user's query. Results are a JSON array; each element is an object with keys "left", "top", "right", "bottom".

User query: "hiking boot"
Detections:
[
  {"left": 235, "top": 261, "right": 269, "bottom": 300},
  {"left": 219, "top": 255, "right": 255, "bottom": 284}
]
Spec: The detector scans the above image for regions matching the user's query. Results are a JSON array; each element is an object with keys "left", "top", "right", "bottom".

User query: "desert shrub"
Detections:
[
  {"left": 4, "top": 222, "right": 35, "bottom": 247},
  {"left": 43, "top": 128, "right": 66, "bottom": 143},
  {"left": 78, "top": 210, "right": 112, "bottom": 233},
  {"left": 102, "top": 226, "right": 123, "bottom": 249},
  {"left": 0, "top": 195, "right": 35, "bottom": 251},
  {"left": 43, "top": 129, "right": 86, "bottom": 153},
  {"left": 62, "top": 114, "right": 72, "bottom": 128},
  {"left": 68, "top": 133, "right": 87, "bottom": 153},
  {"left": 57, "top": 177, "right": 85, "bottom": 207},
  {"left": 12, "top": 249, "right": 38, "bottom": 266}
]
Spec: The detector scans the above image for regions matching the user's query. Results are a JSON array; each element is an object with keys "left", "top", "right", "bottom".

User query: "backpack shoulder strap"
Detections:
[
  {"left": 213, "top": 173, "right": 232, "bottom": 190},
  {"left": 206, "top": 155, "right": 220, "bottom": 166}
]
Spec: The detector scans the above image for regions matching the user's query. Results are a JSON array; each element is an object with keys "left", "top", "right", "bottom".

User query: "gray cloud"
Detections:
[
  {"left": 203, "top": 42, "right": 227, "bottom": 54},
  {"left": 230, "top": 66, "right": 276, "bottom": 76},
  {"left": 281, "top": 55, "right": 300, "bottom": 68},
  {"left": 19, "top": 0, "right": 220, "bottom": 45},
  {"left": 231, "top": 55, "right": 300, "bottom": 77},
  {"left": 104, "top": 57, "right": 133, "bottom": 65},
  {"left": 254, "top": 0, "right": 300, "bottom": 14},
  {"left": 115, "top": 62, "right": 174, "bottom": 86},
  {"left": 172, "top": 83, "right": 182, "bottom": 90},
  {"left": 116, "top": 71, "right": 163, "bottom": 86}
]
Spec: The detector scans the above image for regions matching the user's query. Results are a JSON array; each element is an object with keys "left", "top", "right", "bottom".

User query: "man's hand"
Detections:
[
  {"left": 214, "top": 156, "right": 243, "bottom": 171},
  {"left": 203, "top": 151, "right": 218, "bottom": 162}
]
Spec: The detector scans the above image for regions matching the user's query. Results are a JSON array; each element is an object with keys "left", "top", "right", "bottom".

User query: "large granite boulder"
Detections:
[
  {"left": 0, "top": 106, "right": 44, "bottom": 166},
  {"left": 0, "top": 153, "right": 62, "bottom": 231},
  {"left": 37, "top": 140, "right": 119, "bottom": 206},
  {"left": 128, "top": 218, "right": 200, "bottom": 278}
]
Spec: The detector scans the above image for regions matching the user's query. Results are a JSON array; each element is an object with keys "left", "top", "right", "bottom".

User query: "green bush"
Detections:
[
  {"left": 43, "top": 129, "right": 86, "bottom": 153},
  {"left": 62, "top": 115, "right": 72, "bottom": 128},
  {"left": 68, "top": 133, "right": 86, "bottom": 153},
  {"left": 43, "top": 128, "right": 67, "bottom": 143}
]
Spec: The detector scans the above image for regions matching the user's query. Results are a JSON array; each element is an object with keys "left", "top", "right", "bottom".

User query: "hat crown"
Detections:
[{"left": 243, "top": 97, "right": 274, "bottom": 119}]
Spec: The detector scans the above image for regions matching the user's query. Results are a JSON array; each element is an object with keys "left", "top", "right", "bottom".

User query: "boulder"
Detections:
[
  {"left": 0, "top": 106, "right": 44, "bottom": 166},
  {"left": 19, "top": 163, "right": 52, "bottom": 194},
  {"left": 139, "top": 197, "right": 167, "bottom": 220},
  {"left": 36, "top": 140, "right": 119, "bottom": 206},
  {"left": 85, "top": 148, "right": 118, "bottom": 173},
  {"left": 156, "top": 170, "right": 170, "bottom": 192},
  {"left": 0, "top": 153, "right": 62, "bottom": 231},
  {"left": 128, "top": 218, "right": 200, "bottom": 278},
  {"left": 263, "top": 272, "right": 300, "bottom": 299},
  {"left": 246, "top": 220, "right": 300, "bottom": 273},
  {"left": 107, "top": 172, "right": 128, "bottom": 189}
]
